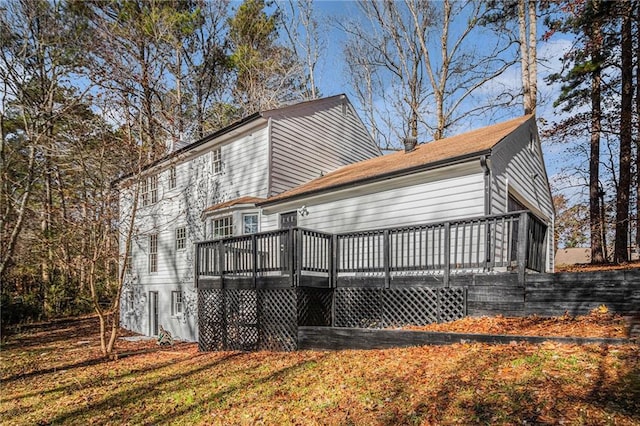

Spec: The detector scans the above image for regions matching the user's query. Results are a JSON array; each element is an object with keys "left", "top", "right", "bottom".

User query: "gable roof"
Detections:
[{"left": 260, "top": 114, "right": 534, "bottom": 206}]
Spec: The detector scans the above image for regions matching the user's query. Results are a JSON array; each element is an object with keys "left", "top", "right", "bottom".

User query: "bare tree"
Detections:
[
  {"left": 342, "top": 0, "right": 515, "bottom": 148},
  {"left": 280, "top": 0, "right": 325, "bottom": 100}
]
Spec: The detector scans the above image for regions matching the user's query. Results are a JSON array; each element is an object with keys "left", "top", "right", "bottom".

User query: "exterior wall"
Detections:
[
  {"left": 489, "top": 118, "right": 554, "bottom": 270},
  {"left": 119, "top": 124, "right": 270, "bottom": 341},
  {"left": 269, "top": 95, "right": 381, "bottom": 196},
  {"left": 261, "top": 162, "right": 486, "bottom": 234}
]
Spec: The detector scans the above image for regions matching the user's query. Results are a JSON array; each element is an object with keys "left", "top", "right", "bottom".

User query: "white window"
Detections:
[
  {"left": 171, "top": 291, "right": 183, "bottom": 316},
  {"left": 141, "top": 174, "right": 158, "bottom": 206},
  {"left": 213, "top": 216, "right": 233, "bottom": 239},
  {"left": 149, "top": 175, "right": 158, "bottom": 203},
  {"left": 243, "top": 213, "right": 259, "bottom": 235},
  {"left": 168, "top": 165, "right": 177, "bottom": 189},
  {"left": 149, "top": 234, "right": 158, "bottom": 273},
  {"left": 125, "top": 244, "right": 133, "bottom": 275},
  {"left": 175, "top": 227, "right": 186, "bottom": 251},
  {"left": 212, "top": 148, "right": 222, "bottom": 174},
  {"left": 126, "top": 291, "right": 134, "bottom": 312}
]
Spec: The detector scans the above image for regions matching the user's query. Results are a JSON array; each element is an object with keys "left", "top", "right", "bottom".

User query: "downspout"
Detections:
[
  {"left": 267, "top": 117, "right": 273, "bottom": 197},
  {"left": 480, "top": 155, "right": 492, "bottom": 215}
]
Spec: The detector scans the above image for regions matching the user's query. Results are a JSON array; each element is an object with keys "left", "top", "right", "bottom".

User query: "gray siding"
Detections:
[
  {"left": 490, "top": 118, "right": 553, "bottom": 219},
  {"left": 489, "top": 118, "right": 554, "bottom": 270},
  {"left": 269, "top": 95, "right": 380, "bottom": 196},
  {"left": 261, "top": 162, "right": 485, "bottom": 234}
]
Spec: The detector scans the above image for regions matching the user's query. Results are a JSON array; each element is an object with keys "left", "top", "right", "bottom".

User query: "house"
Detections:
[
  {"left": 257, "top": 114, "right": 553, "bottom": 248},
  {"left": 118, "top": 95, "right": 381, "bottom": 342},
  {"left": 193, "top": 113, "right": 555, "bottom": 351}
]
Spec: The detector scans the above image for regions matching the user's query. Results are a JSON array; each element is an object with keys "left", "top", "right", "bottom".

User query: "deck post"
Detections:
[
  {"left": 329, "top": 234, "right": 336, "bottom": 288},
  {"left": 444, "top": 222, "right": 450, "bottom": 287},
  {"left": 252, "top": 234, "right": 258, "bottom": 288},
  {"left": 333, "top": 235, "right": 339, "bottom": 288},
  {"left": 194, "top": 242, "right": 200, "bottom": 288},
  {"left": 289, "top": 229, "right": 296, "bottom": 287},
  {"left": 217, "top": 240, "right": 225, "bottom": 288},
  {"left": 383, "top": 229, "right": 390, "bottom": 288},
  {"left": 296, "top": 228, "right": 303, "bottom": 287},
  {"left": 517, "top": 212, "right": 529, "bottom": 285}
]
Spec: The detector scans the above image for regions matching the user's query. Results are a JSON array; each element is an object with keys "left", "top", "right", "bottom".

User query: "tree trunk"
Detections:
[
  {"left": 589, "top": 1, "right": 605, "bottom": 264},
  {"left": 614, "top": 3, "right": 633, "bottom": 263},
  {"left": 518, "top": 0, "right": 531, "bottom": 114},
  {"left": 527, "top": 0, "right": 537, "bottom": 114},
  {"left": 635, "top": 0, "right": 640, "bottom": 255}
]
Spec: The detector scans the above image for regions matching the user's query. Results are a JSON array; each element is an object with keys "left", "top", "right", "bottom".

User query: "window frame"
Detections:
[
  {"left": 212, "top": 216, "right": 233, "bottom": 239},
  {"left": 125, "top": 244, "right": 133, "bottom": 275},
  {"left": 212, "top": 148, "right": 222, "bottom": 175},
  {"left": 148, "top": 234, "right": 158, "bottom": 273},
  {"left": 149, "top": 174, "right": 158, "bottom": 203},
  {"left": 242, "top": 213, "right": 259, "bottom": 235},
  {"left": 126, "top": 290, "right": 134, "bottom": 312},
  {"left": 141, "top": 174, "right": 158, "bottom": 206},
  {"left": 171, "top": 291, "right": 183, "bottom": 317},
  {"left": 168, "top": 165, "right": 177, "bottom": 190},
  {"left": 175, "top": 226, "right": 187, "bottom": 251}
]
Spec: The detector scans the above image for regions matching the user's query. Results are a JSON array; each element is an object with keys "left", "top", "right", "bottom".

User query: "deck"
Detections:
[
  {"left": 195, "top": 210, "right": 548, "bottom": 289},
  {"left": 195, "top": 211, "right": 549, "bottom": 352}
]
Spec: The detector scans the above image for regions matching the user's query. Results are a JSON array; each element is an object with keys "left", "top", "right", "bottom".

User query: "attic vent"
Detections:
[{"left": 403, "top": 137, "right": 417, "bottom": 153}]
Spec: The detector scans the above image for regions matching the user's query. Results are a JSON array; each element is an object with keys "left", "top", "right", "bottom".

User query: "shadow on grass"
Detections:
[
  {"left": 43, "top": 351, "right": 325, "bottom": 425},
  {"left": 586, "top": 345, "right": 640, "bottom": 421},
  {"left": 148, "top": 352, "right": 329, "bottom": 425},
  {"left": 374, "top": 346, "right": 553, "bottom": 425},
  {"left": 1, "top": 316, "right": 103, "bottom": 350}
]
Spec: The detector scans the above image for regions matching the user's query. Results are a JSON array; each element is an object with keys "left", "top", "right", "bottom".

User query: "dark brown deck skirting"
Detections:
[{"left": 297, "top": 326, "right": 633, "bottom": 351}]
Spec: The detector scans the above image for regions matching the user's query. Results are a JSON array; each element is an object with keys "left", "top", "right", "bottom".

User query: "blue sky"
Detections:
[{"left": 288, "top": 1, "right": 580, "bottom": 202}]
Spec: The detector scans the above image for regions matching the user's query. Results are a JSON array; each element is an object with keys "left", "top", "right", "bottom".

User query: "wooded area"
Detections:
[{"left": 1, "top": 0, "right": 639, "bottom": 357}]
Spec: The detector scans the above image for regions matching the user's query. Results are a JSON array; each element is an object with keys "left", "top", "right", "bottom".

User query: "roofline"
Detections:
[
  {"left": 260, "top": 93, "right": 347, "bottom": 117},
  {"left": 111, "top": 94, "right": 356, "bottom": 187},
  {"left": 258, "top": 149, "right": 492, "bottom": 207},
  {"left": 112, "top": 112, "right": 262, "bottom": 186}
]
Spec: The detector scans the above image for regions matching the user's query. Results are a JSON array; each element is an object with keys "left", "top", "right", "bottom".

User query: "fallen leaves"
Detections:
[
  {"left": 1, "top": 315, "right": 639, "bottom": 425},
  {"left": 405, "top": 307, "right": 631, "bottom": 338}
]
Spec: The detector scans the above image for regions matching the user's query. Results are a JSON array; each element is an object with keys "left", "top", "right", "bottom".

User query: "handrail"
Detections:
[{"left": 194, "top": 211, "right": 547, "bottom": 288}]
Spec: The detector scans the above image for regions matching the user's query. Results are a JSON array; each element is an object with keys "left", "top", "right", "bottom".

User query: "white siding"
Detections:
[
  {"left": 269, "top": 95, "right": 380, "bottom": 195},
  {"left": 261, "top": 162, "right": 485, "bottom": 234},
  {"left": 120, "top": 124, "right": 270, "bottom": 341}
]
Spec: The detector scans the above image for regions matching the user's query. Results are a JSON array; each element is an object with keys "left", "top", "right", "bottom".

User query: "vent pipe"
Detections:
[{"left": 403, "top": 137, "right": 417, "bottom": 153}]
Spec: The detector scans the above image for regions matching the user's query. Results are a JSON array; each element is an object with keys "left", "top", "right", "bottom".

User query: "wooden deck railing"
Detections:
[{"left": 195, "top": 211, "right": 547, "bottom": 288}]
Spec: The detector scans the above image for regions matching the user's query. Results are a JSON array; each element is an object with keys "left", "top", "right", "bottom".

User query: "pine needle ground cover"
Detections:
[{"left": 1, "top": 314, "right": 638, "bottom": 425}]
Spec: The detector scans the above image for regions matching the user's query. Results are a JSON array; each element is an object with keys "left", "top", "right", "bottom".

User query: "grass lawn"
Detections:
[{"left": 1, "top": 314, "right": 639, "bottom": 425}]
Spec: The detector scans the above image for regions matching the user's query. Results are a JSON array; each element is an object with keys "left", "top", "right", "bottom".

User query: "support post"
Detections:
[
  {"left": 383, "top": 229, "right": 390, "bottom": 288},
  {"left": 517, "top": 212, "right": 529, "bottom": 285},
  {"left": 194, "top": 243, "right": 200, "bottom": 288},
  {"left": 252, "top": 234, "right": 257, "bottom": 288},
  {"left": 217, "top": 240, "right": 225, "bottom": 288},
  {"left": 296, "top": 228, "right": 303, "bottom": 287},
  {"left": 329, "top": 234, "right": 336, "bottom": 288},
  {"left": 444, "top": 222, "right": 450, "bottom": 287},
  {"left": 288, "top": 229, "right": 296, "bottom": 287}
]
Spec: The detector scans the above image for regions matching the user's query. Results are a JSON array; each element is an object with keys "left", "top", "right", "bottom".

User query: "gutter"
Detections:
[{"left": 258, "top": 149, "right": 492, "bottom": 208}]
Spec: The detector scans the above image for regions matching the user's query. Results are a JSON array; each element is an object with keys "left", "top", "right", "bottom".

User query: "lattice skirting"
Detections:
[
  {"left": 199, "top": 287, "right": 465, "bottom": 351},
  {"left": 198, "top": 288, "right": 332, "bottom": 352},
  {"left": 334, "top": 287, "right": 466, "bottom": 328}
]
